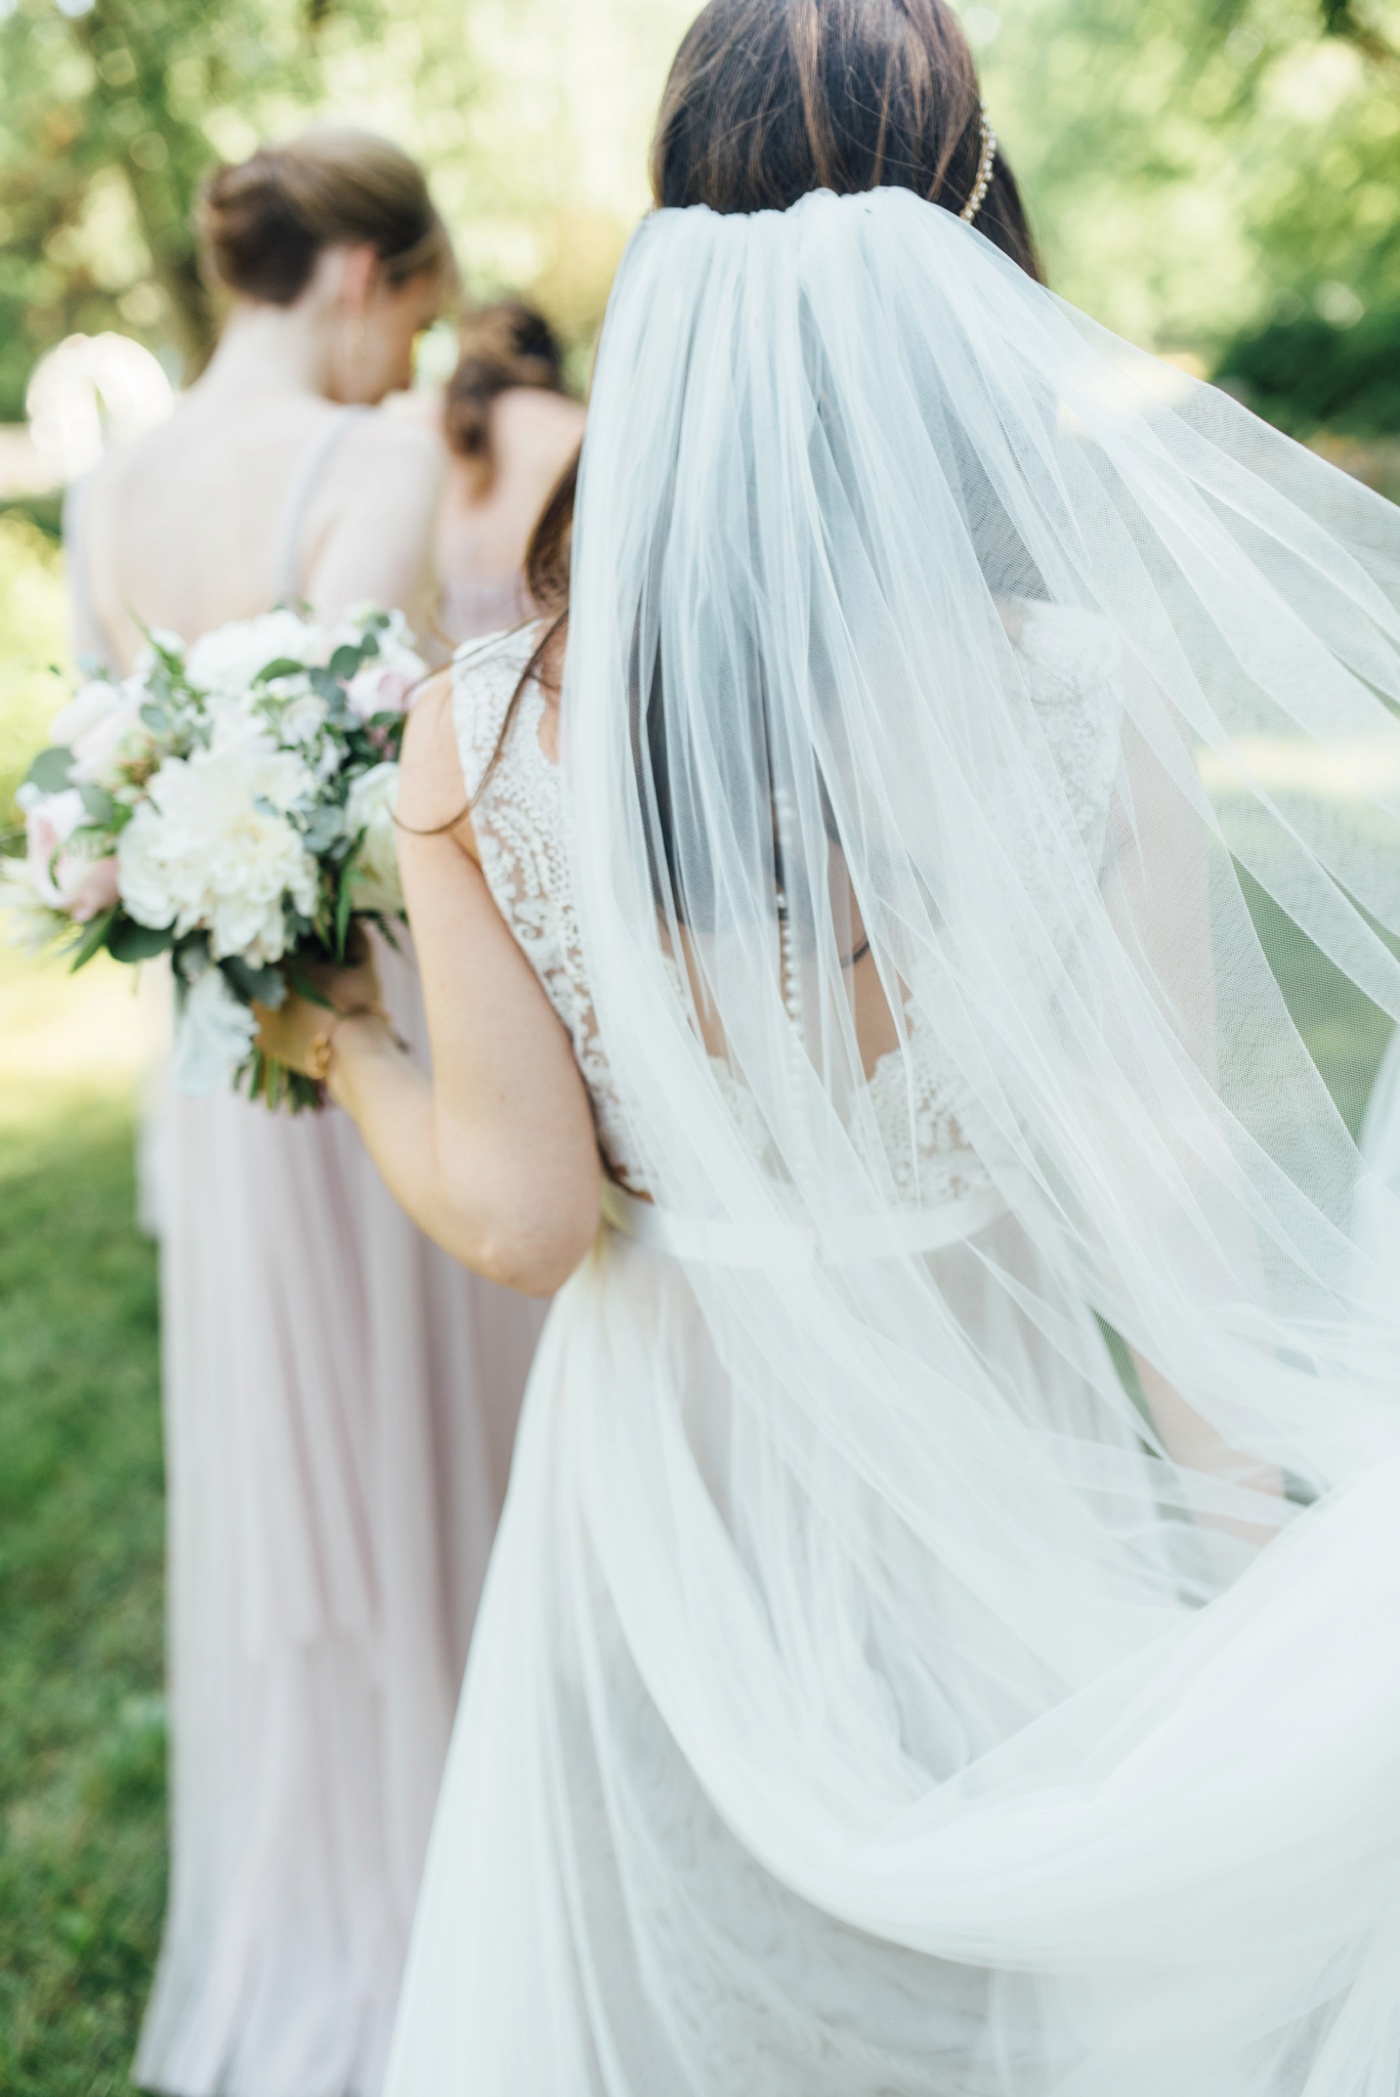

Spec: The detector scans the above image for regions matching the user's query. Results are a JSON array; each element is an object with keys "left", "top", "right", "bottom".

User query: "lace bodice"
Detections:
[
  {"left": 452, "top": 607, "right": 1121, "bottom": 1210},
  {"left": 453, "top": 626, "right": 642, "bottom": 1189}
]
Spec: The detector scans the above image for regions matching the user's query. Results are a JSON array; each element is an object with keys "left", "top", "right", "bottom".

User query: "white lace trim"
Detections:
[
  {"left": 452, "top": 607, "right": 1121, "bottom": 1214},
  {"left": 453, "top": 624, "right": 644, "bottom": 1189}
]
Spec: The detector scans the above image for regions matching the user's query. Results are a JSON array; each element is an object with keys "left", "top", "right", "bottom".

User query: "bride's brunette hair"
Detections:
[
  {"left": 651, "top": 0, "right": 1040, "bottom": 277},
  {"left": 199, "top": 128, "right": 453, "bottom": 304},
  {"left": 477, "top": 0, "right": 1036, "bottom": 804}
]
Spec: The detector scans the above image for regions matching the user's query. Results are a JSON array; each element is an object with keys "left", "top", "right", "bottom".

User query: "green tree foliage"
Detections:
[
  {"left": 0, "top": 0, "right": 379, "bottom": 419},
  {"left": 0, "top": 0, "right": 680, "bottom": 427},
  {"left": 982, "top": 0, "right": 1400, "bottom": 424},
  {"left": 4, "top": 0, "right": 1399, "bottom": 435}
]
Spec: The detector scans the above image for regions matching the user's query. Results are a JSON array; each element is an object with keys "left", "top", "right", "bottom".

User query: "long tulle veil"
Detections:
[{"left": 545, "top": 185, "right": 1400, "bottom": 2083}]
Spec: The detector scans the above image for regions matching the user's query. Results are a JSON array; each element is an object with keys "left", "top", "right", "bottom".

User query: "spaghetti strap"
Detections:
[
  {"left": 62, "top": 474, "right": 119, "bottom": 673},
  {"left": 270, "top": 404, "right": 372, "bottom": 605}
]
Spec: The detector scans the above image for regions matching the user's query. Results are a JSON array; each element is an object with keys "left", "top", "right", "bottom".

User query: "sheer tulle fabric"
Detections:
[{"left": 388, "top": 190, "right": 1400, "bottom": 2094}]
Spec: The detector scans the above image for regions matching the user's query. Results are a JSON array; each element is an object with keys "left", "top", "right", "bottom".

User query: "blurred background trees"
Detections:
[
  {"left": 3, "top": 0, "right": 1398, "bottom": 430},
  {"left": 0, "top": 0, "right": 692, "bottom": 425},
  {"left": 0, "top": 0, "right": 335, "bottom": 417},
  {"left": 981, "top": 0, "right": 1400, "bottom": 445},
  {"left": 0, "top": 0, "right": 1398, "bottom": 813}
]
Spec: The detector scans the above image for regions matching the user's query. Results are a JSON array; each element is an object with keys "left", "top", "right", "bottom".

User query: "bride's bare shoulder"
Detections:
[
  {"left": 400, "top": 626, "right": 545, "bottom": 854},
  {"left": 399, "top": 669, "right": 472, "bottom": 847}
]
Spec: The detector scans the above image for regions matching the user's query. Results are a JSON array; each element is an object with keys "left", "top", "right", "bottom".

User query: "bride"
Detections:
[{"left": 262, "top": 2, "right": 1400, "bottom": 2087}]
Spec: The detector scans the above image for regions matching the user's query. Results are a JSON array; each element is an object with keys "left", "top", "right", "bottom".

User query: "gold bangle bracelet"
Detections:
[{"left": 304, "top": 1000, "right": 395, "bottom": 1085}]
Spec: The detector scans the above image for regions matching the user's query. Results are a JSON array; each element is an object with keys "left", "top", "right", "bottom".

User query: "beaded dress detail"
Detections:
[
  {"left": 452, "top": 607, "right": 1122, "bottom": 1218},
  {"left": 453, "top": 627, "right": 643, "bottom": 1190}
]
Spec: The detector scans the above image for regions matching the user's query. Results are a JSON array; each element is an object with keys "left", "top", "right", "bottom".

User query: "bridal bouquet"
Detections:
[{"left": 3, "top": 605, "right": 424, "bottom": 1110}]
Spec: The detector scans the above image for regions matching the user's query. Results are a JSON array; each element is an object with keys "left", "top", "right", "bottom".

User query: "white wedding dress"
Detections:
[
  {"left": 385, "top": 191, "right": 1400, "bottom": 2094},
  {"left": 1359, "top": 1029, "right": 1400, "bottom": 1310}
]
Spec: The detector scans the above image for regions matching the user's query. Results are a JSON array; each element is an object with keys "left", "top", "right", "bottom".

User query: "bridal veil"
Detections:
[{"left": 390, "top": 188, "right": 1400, "bottom": 2094}]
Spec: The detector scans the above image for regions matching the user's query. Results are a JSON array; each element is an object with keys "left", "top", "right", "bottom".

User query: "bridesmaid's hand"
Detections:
[{"left": 253, "top": 927, "right": 386, "bottom": 1081}]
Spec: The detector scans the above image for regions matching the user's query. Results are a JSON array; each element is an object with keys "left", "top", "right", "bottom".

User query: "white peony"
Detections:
[
  {"left": 344, "top": 762, "right": 403, "bottom": 915},
  {"left": 185, "top": 610, "right": 326, "bottom": 698},
  {"left": 170, "top": 966, "right": 259, "bottom": 1096},
  {"left": 118, "top": 729, "right": 319, "bottom": 964}
]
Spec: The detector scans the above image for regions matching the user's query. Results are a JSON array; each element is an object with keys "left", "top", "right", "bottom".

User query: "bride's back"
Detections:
[{"left": 73, "top": 129, "right": 451, "bottom": 671}]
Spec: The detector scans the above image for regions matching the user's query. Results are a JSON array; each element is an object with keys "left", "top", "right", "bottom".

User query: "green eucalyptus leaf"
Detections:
[
  {"left": 257, "top": 657, "right": 308, "bottom": 682},
  {"left": 67, "top": 906, "right": 119, "bottom": 972},
  {"left": 107, "top": 919, "right": 176, "bottom": 964},
  {"left": 25, "top": 746, "right": 74, "bottom": 794},
  {"left": 221, "top": 955, "right": 286, "bottom": 1007},
  {"left": 328, "top": 643, "right": 364, "bottom": 681},
  {"left": 334, "top": 868, "right": 358, "bottom": 959},
  {"left": 78, "top": 781, "right": 119, "bottom": 826},
  {"left": 301, "top": 807, "right": 346, "bottom": 854}
]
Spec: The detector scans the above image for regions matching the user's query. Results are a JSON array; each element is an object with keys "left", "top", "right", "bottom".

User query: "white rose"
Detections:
[
  {"left": 344, "top": 762, "right": 403, "bottom": 916},
  {"left": 185, "top": 610, "right": 326, "bottom": 698},
  {"left": 373, "top": 608, "right": 426, "bottom": 673},
  {"left": 338, "top": 607, "right": 426, "bottom": 700},
  {"left": 51, "top": 677, "right": 123, "bottom": 746},
  {"left": 64, "top": 681, "right": 153, "bottom": 791},
  {"left": 344, "top": 661, "right": 419, "bottom": 720},
  {"left": 117, "top": 731, "right": 319, "bottom": 964},
  {"left": 170, "top": 966, "right": 259, "bottom": 1096}
]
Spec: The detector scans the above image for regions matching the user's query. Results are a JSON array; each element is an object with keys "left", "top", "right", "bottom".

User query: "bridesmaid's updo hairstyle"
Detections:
[
  {"left": 466, "top": 0, "right": 1043, "bottom": 808},
  {"left": 199, "top": 129, "right": 453, "bottom": 306},
  {"left": 444, "top": 301, "right": 570, "bottom": 484},
  {"left": 651, "top": 0, "right": 1042, "bottom": 281}
]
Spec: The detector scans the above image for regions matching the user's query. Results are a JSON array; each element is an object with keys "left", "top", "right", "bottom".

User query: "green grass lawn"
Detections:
[{"left": 0, "top": 950, "right": 164, "bottom": 2096}]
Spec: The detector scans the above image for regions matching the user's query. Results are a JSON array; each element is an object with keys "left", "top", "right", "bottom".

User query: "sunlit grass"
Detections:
[
  {"left": 0, "top": 513, "right": 66, "bottom": 830},
  {"left": 0, "top": 944, "right": 164, "bottom": 2097}
]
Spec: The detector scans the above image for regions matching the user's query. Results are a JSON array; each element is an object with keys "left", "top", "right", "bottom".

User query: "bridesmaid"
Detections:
[
  {"left": 66, "top": 131, "right": 545, "bottom": 2097},
  {"left": 414, "top": 299, "right": 586, "bottom": 645}
]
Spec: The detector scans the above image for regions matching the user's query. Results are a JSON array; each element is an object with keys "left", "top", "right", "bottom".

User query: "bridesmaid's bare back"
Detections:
[{"left": 83, "top": 385, "right": 444, "bottom": 674}]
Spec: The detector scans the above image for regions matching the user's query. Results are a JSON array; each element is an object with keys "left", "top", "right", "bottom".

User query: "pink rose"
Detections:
[
  {"left": 24, "top": 788, "right": 84, "bottom": 905},
  {"left": 346, "top": 663, "right": 417, "bottom": 720},
  {"left": 23, "top": 787, "right": 121, "bottom": 921},
  {"left": 59, "top": 849, "right": 121, "bottom": 921}
]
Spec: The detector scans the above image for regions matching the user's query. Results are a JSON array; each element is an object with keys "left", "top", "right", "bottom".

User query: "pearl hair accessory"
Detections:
[{"left": 959, "top": 104, "right": 998, "bottom": 226}]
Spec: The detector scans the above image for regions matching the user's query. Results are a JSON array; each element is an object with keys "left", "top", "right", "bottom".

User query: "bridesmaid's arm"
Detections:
[{"left": 257, "top": 678, "right": 601, "bottom": 1294}]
